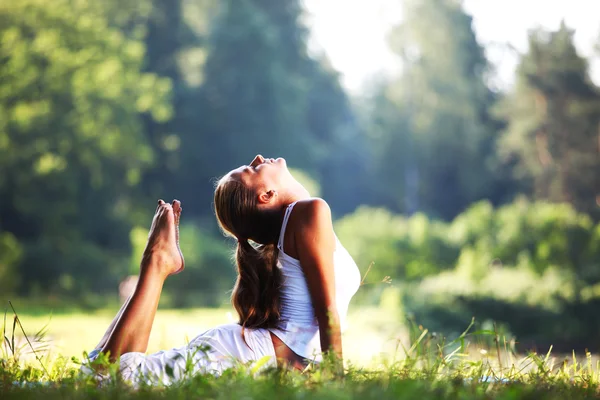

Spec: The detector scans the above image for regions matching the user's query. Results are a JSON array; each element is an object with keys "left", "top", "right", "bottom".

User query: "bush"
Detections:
[
  {"left": 449, "top": 198, "right": 599, "bottom": 282},
  {"left": 0, "top": 231, "right": 22, "bottom": 295},
  {"left": 336, "top": 199, "right": 600, "bottom": 285},
  {"left": 335, "top": 207, "right": 458, "bottom": 281},
  {"left": 336, "top": 199, "right": 600, "bottom": 350},
  {"left": 403, "top": 265, "right": 600, "bottom": 352}
]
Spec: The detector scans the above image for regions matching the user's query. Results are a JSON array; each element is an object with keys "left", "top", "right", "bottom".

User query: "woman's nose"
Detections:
[{"left": 250, "top": 155, "right": 265, "bottom": 167}]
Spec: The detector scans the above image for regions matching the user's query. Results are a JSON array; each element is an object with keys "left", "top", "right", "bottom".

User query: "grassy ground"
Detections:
[
  {"left": 2, "top": 304, "right": 600, "bottom": 399},
  {"left": 2, "top": 304, "right": 408, "bottom": 367}
]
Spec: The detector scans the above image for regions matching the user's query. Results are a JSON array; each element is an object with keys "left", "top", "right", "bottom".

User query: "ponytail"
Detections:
[
  {"left": 232, "top": 239, "right": 282, "bottom": 330},
  {"left": 214, "top": 176, "right": 285, "bottom": 332}
]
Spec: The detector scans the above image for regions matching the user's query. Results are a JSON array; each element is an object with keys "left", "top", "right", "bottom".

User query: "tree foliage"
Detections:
[
  {"left": 365, "top": 0, "right": 505, "bottom": 219},
  {"left": 0, "top": 0, "right": 598, "bottom": 314},
  {"left": 0, "top": 0, "right": 171, "bottom": 295},
  {"left": 497, "top": 23, "right": 600, "bottom": 217}
]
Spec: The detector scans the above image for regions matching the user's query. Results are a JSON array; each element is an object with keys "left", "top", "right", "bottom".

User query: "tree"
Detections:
[
  {"left": 253, "top": 0, "right": 367, "bottom": 215},
  {"left": 497, "top": 22, "right": 600, "bottom": 218},
  {"left": 360, "top": 81, "right": 415, "bottom": 212},
  {"left": 0, "top": 0, "right": 171, "bottom": 295},
  {"left": 199, "top": 0, "right": 365, "bottom": 216},
  {"left": 138, "top": 0, "right": 218, "bottom": 217},
  {"left": 201, "top": 0, "right": 309, "bottom": 168},
  {"left": 309, "top": 60, "right": 368, "bottom": 216},
  {"left": 368, "top": 0, "right": 504, "bottom": 219}
]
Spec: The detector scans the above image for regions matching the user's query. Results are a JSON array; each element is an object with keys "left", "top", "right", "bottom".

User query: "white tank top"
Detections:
[{"left": 268, "top": 201, "right": 361, "bottom": 361}]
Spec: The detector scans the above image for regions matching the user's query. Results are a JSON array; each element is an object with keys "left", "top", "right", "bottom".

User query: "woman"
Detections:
[{"left": 86, "top": 155, "right": 361, "bottom": 385}]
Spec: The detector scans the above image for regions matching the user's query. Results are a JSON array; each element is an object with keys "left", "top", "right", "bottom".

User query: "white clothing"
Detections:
[
  {"left": 84, "top": 200, "right": 360, "bottom": 384},
  {"left": 269, "top": 201, "right": 361, "bottom": 361},
  {"left": 85, "top": 324, "right": 276, "bottom": 386}
]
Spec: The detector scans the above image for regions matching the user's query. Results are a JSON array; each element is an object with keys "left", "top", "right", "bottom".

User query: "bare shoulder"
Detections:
[
  {"left": 282, "top": 199, "right": 333, "bottom": 259},
  {"left": 290, "top": 198, "right": 335, "bottom": 260},
  {"left": 292, "top": 198, "right": 332, "bottom": 227}
]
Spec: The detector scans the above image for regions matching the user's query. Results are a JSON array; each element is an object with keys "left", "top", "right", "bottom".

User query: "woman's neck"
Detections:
[{"left": 279, "top": 182, "right": 312, "bottom": 206}]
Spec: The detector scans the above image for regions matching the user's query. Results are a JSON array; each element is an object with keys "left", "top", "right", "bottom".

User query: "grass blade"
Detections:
[
  {"left": 12, "top": 314, "right": 16, "bottom": 357},
  {"left": 3, "top": 304, "right": 10, "bottom": 355},
  {"left": 9, "top": 301, "right": 50, "bottom": 378},
  {"left": 407, "top": 328, "right": 429, "bottom": 357},
  {"left": 360, "top": 262, "right": 375, "bottom": 286}
]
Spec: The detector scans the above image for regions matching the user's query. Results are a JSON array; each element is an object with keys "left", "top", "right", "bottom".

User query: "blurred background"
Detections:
[{"left": 1, "top": 0, "right": 599, "bottom": 360}]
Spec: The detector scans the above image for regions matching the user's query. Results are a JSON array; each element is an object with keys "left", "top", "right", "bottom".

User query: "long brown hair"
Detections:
[{"left": 214, "top": 177, "right": 284, "bottom": 330}]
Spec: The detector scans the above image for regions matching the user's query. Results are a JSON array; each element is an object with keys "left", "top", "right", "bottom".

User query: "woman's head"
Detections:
[
  {"left": 214, "top": 155, "right": 289, "bottom": 244},
  {"left": 214, "top": 155, "right": 287, "bottom": 330}
]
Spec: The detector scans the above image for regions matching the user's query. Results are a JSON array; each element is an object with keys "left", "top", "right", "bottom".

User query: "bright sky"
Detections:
[{"left": 303, "top": 0, "right": 600, "bottom": 94}]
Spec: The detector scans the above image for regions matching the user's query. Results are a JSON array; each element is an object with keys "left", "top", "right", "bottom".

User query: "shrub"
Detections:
[
  {"left": 335, "top": 207, "right": 458, "bottom": 281},
  {"left": 0, "top": 231, "right": 22, "bottom": 295}
]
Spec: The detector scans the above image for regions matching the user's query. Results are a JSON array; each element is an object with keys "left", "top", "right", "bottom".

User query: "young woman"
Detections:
[{"left": 86, "top": 155, "right": 361, "bottom": 385}]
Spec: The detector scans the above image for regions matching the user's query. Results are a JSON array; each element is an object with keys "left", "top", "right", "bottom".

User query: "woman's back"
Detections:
[{"left": 269, "top": 201, "right": 361, "bottom": 360}]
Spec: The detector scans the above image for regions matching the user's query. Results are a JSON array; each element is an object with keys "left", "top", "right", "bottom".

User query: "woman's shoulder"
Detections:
[
  {"left": 291, "top": 198, "right": 331, "bottom": 224},
  {"left": 281, "top": 198, "right": 333, "bottom": 259}
]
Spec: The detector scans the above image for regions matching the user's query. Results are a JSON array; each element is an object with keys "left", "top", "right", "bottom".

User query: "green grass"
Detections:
[
  {"left": 1, "top": 303, "right": 409, "bottom": 366},
  {"left": 2, "top": 303, "right": 600, "bottom": 399}
]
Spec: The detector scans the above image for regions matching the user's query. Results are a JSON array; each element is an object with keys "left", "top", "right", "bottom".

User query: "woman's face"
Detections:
[{"left": 229, "top": 155, "right": 289, "bottom": 191}]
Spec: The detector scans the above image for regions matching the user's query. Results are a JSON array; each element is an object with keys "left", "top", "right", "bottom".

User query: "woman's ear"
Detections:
[{"left": 258, "top": 189, "right": 278, "bottom": 204}]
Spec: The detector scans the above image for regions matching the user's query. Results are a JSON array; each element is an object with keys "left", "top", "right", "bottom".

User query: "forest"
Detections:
[{"left": 0, "top": 0, "right": 599, "bottom": 353}]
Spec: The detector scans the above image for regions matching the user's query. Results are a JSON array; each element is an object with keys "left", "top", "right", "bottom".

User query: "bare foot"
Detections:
[{"left": 142, "top": 199, "right": 185, "bottom": 278}]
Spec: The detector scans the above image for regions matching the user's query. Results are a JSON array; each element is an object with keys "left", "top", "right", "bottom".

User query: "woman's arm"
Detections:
[{"left": 293, "top": 199, "right": 342, "bottom": 359}]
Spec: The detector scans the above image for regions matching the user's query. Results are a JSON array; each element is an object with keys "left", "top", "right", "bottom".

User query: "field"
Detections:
[
  {"left": 2, "top": 305, "right": 600, "bottom": 399},
  {"left": 3, "top": 305, "right": 407, "bottom": 366}
]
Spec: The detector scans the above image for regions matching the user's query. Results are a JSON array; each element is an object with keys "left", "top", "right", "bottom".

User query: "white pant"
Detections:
[{"left": 84, "top": 323, "right": 277, "bottom": 386}]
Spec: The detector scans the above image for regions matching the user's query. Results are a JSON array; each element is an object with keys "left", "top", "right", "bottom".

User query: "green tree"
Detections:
[
  {"left": 139, "top": 0, "right": 218, "bottom": 216},
  {"left": 253, "top": 0, "right": 367, "bottom": 214},
  {"left": 201, "top": 0, "right": 309, "bottom": 172},
  {"left": 368, "top": 0, "right": 504, "bottom": 219},
  {"left": 361, "top": 82, "right": 415, "bottom": 212},
  {"left": 307, "top": 58, "right": 369, "bottom": 216},
  {"left": 0, "top": 0, "right": 171, "bottom": 295},
  {"left": 497, "top": 23, "right": 600, "bottom": 217},
  {"left": 200, "top": 0, "right": 364, "bottom": 216}
]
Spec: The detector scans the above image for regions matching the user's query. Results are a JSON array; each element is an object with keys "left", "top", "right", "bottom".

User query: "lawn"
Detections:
[
  {"left": 2, "top": 305, "right": 406, "bottom": 366},
  {"left": 2, "top": 304, "right": 600, "bottom": 399}
]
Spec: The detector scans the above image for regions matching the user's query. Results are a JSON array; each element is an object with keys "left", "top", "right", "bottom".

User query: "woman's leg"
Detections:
[
  {"left": 96, "top": 199, "right": 184, "bottom": 362},
  {"left": 93, "top": 294, "right": 133, "bottom": 351}
]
